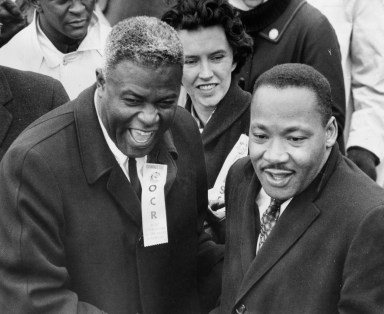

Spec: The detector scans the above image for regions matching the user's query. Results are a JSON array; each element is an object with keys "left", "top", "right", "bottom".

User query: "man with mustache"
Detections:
[
  {"left": 0, "top": 0, "right": 110, "bottom": 99},
  {"left": 213, "top": 63, "right": 384, "bottom": 314},
  {"left": 0, "top": 16, "right": 223, "bottom": 314}
]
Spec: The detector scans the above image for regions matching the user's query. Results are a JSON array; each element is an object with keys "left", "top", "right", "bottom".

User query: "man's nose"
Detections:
[
  {"left": 69, "top": 0, "right": 86, "bottom": 13},
  {"left": 263, "top": 139, "right": 289, "bottom": 163},
  {"left": 139, "top": 104, "right": 159, "bottom": 125}
]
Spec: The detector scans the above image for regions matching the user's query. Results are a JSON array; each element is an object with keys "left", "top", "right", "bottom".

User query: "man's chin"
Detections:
[
  {"left": 119, "top": 142, "right": 155, "bottom": 158},
  {"left": 262, "top": 184, "right": 296, "bottom": 201}
]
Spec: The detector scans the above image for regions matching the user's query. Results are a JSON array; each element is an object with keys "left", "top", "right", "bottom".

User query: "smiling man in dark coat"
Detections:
[
  {"left": 213, "top": 64, "right": 384, "bottom": 314},
  {"left": 0, "top": 65, "right": 69, "bottom": 159},
  {"left": 0, "top": 17, "right": 223, "bottom": 314}
]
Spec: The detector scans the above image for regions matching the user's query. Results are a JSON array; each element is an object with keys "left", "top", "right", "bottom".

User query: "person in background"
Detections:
[
  {"left": 307, "top": 0, "right": 384, "bottom": 184},
  {"left": 0, "top": 65, "right": 69, "bottom": 159},
  {"left": 0, "top": 16, "right": 223, "bottom": 314},
  {"left": 162, "top": 0, "right": 253, "bottom": 246},
  {"left": 0, "top": 0, "right": 110, "bottom": 99},
  {"left": 97, "top": 0, "right": 168, "bottom": 26},
  {"left": 0, "top": 0, "right": 27, "bottom": 47},
  {"left": 228, "top": 0, "right": 346, "bottom": 152},
  {"left": 213, "top": 63, "right": 384, "bottom": 314}
]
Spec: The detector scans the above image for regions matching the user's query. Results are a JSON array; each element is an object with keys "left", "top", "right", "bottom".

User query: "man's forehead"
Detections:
[
  {"left": 250, "top": 85, "right": 324, "bottom": 127},
  {"left": 105, "top": 60, "right": 181, "bottom": 97},
  {"left": 251, "top": 85, "right": 317, "bottom": 110}
]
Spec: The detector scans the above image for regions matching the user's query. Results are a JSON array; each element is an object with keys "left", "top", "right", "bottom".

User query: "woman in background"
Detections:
[{"left": 163, "top": 0, "right": 253, "bottom": 245}]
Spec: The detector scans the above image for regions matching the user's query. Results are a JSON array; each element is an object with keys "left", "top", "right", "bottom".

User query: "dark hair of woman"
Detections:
[{"left": 162, "top": 0, "right": 253, "bottom": 73}]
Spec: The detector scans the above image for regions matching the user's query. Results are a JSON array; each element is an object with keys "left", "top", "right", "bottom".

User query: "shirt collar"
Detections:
[
  {"left": 256, "top": 187, "right": 292, "bottom": 218},
  {"left": 189, "top": 102, "right": 216, "bottom": 132}
]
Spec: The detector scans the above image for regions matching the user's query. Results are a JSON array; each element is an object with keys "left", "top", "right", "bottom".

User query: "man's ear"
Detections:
[
  {"left": 30, "top": 0, "right": 43, "bottom": 13},
  {"left": 325, "top": 116, "right": 338, "bottom": 148},
  {"left": 96, "top": 68, "right": 105, "bottom": 89}
]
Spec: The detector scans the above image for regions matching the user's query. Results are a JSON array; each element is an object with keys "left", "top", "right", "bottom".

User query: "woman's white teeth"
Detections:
[
  {"left": 199, "top": 84, "right": 216, "bottom": 90},
  {"left": 131, "top": 129, "right": 153, "bottom": 143}
]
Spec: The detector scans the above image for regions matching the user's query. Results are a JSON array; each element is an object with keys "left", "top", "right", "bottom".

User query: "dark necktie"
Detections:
[
  {"left": 128, "top": 158, "right": 141, "bottom": 199},
  {"left": 258, "top": 198, "right": 283, "bottom": 250}
]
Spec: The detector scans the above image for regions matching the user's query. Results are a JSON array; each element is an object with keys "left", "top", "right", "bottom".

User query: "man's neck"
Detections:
[
  {"left": 38, "top": 15, "right": 85, "bottom": 53},
  {"left": 192, "top": 102, "right": 216, "bottom": 127}
]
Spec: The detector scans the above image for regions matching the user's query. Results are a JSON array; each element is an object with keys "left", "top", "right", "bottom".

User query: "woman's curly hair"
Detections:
[{"left": 162, "top": 0, "right": 253, "bottom": 73}]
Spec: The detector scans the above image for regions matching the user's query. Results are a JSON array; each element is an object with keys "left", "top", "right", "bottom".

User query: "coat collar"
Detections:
[
  {"left": 236, "top": 144, "right": 341, "bottom": 303},
  {"left": 0, "top": 68, "right": 13, "bottom": 146},
  {"left": 239, "top": 0, "right": 305, "bottom": 43},
  {"left": 185, "top": 81, "right": 251, "bottom": 146},
  {"left": 74, "top": 84, "right": 179, "bottom": 226}
]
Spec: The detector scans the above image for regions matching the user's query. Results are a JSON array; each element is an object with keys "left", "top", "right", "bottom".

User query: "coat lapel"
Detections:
[
  {"left": 74, "top": 84, "right": 180, "bottom": 227},
  {"left": 0, "top": 69, "right": 13, "bottom": 146},
  {"left": 240, "top": 172, "right": 261, "bottom": 275},
  {"left": 107, "top": 166, "right": 142, "bottom": 225},
  {"left": 236, "top": 195, "right": 320, "bottom": 303},
  {"left": 75, "top": 84, "right": 143, "bottom": 226},
  {"left": 185, "top": 82, "right": 251, "bottom": 146},
  {"left": 148, "top": 130, "right": 178, "bottom": 196},
  {"left": 202, "top": 83, "right": 250, "bottom": 146},
  {"left": 234, "top": 146, "right": 343, "bottom": 303}
]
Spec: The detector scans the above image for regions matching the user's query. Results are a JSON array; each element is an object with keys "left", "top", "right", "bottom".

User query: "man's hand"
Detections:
[
  {"left": 208, "top": 199, "right": 226, "bottom": 221},
  {"left": 0, "top": 0, "right": 26, "bottom": 47},
  {"left": 347, "top": 146, "right": 379, "bottom": 181}
]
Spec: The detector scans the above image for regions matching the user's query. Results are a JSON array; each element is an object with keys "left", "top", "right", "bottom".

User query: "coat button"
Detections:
[
  {"left": 269, "top": 28, "right": 279, "bottom": 40},
  {"left": 235, "top": 303, "right": 246, "bottom": 314}
]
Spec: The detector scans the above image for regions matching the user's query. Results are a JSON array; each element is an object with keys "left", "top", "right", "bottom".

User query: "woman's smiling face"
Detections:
[{"left": 178, "top": 25, "right": 237, "bottom": 111}]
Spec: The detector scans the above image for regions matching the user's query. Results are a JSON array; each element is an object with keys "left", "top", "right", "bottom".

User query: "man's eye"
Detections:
[
  {"left": 124, "top": 99, "right": 141, "bottom": 105},
  {"left": 158, "top": 102, "right": 174, "bottom": 109},
  {"left": 252, "top": 133, "right": 268, "bottom": 141},
  {"left": 288, "top": 137, "right": 306, "bottom": 143}
]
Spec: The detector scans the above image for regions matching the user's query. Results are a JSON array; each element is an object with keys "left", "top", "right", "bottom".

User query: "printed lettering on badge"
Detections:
[
  {"left": 208, "top": 134, "right": 249, "bottom": 203},
  {"left": 142, "top": 163, "right": 168, "bottom": 247}
]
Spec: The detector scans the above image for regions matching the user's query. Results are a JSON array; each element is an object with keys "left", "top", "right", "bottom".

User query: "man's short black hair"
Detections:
[
  {"left": 253, "top": 63, "right": 333, "bottom": 126},
  {"left": 162, "top": 0, "right": 253, "bottom": 74}
]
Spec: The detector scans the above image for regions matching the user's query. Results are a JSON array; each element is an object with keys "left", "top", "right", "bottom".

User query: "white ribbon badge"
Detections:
[{"left": 141, "top": 163, "right": 168, "bottom": 247}]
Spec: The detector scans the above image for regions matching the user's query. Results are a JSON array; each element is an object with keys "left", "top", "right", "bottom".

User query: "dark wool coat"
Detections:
[
  {"left": 214, "top": 144, "right": 384, "bottom": 314},
  {"left": 0, "top": 85, "right": 223, "bottom": 314},
  {"left": 0, "top": 65, "right": 69, "bottom": 159},
  {"left": 235, "top": 0, "right": 346, "bottom": 152},
  {"left": 186, "top": 82, "right": 251, "bottom": 189}
]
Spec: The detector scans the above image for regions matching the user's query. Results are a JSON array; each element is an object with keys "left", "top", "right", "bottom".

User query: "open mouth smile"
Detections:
[
  {"left": 130, "top": 129, "right": 155, "bottom": 144},
  {"left": 264, "top": 168, "right": 294, "bottom": 187},
  {"left": 197, "top": 83, "right": 218, "bottom": 91}
]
